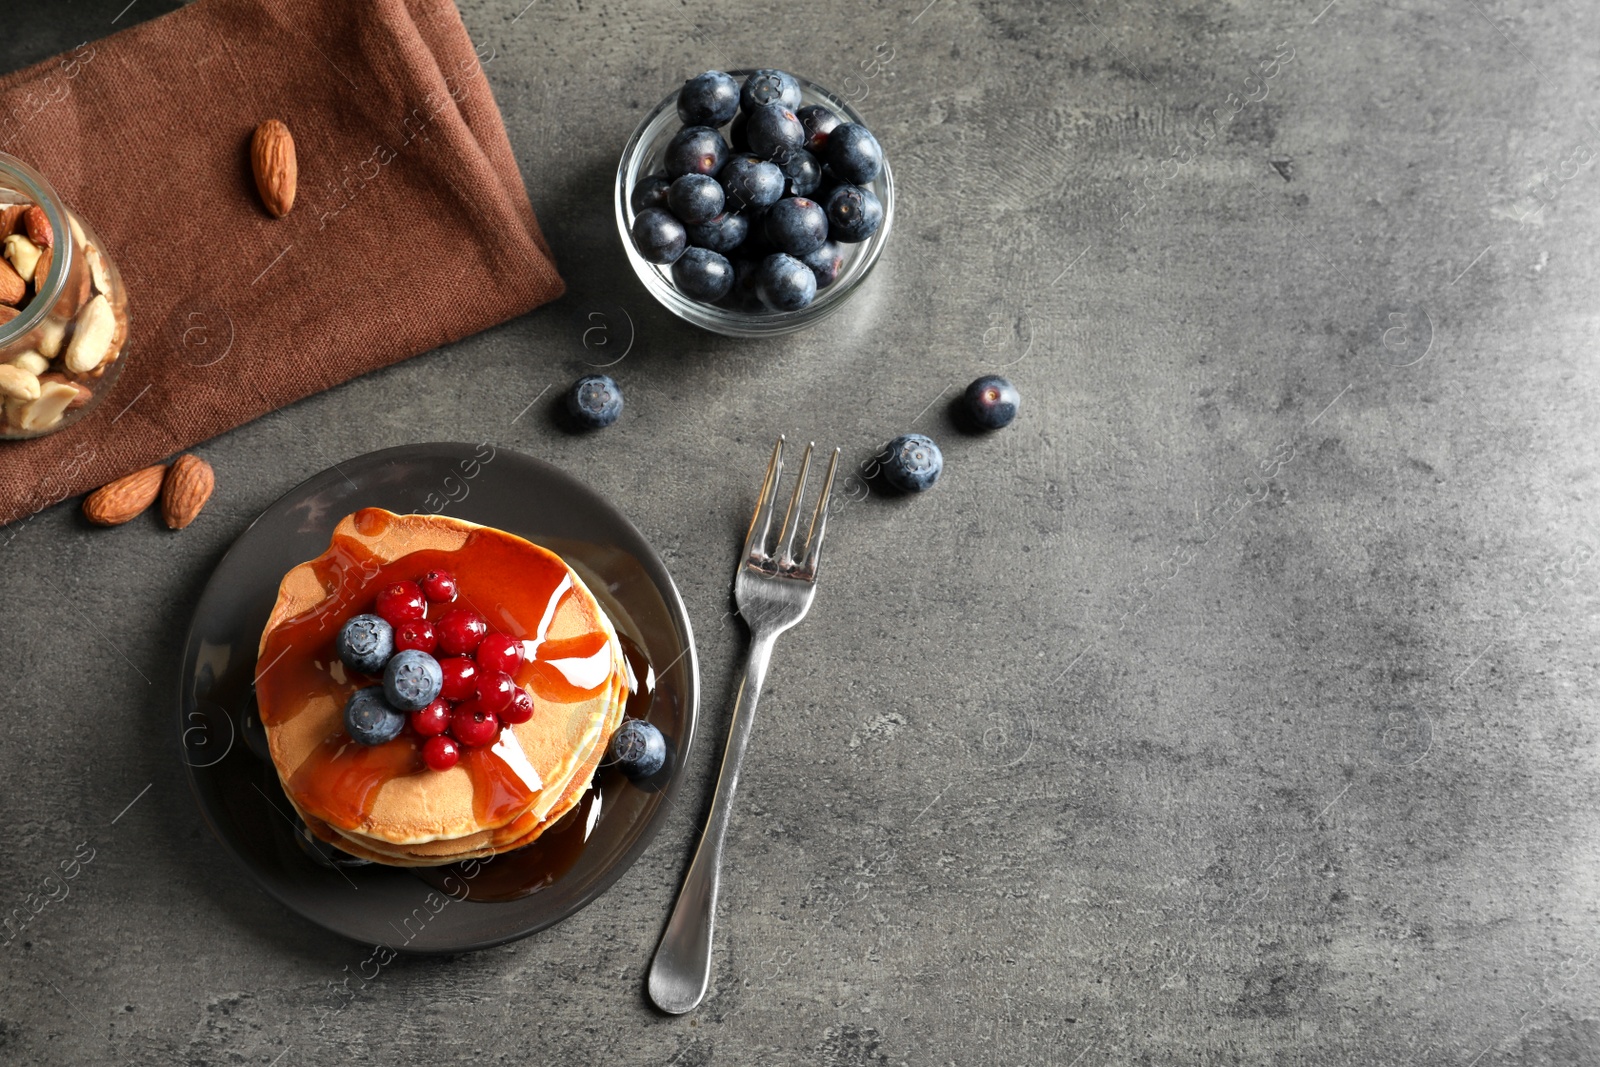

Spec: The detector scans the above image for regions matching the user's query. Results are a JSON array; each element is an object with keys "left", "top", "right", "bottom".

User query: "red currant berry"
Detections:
[
  {"left": 420, "top": 570, "right": 458, "bottom": 603},
  {"left": 475, "top": 670, "right": 515, "bottom": 714},
  {"left": 410, "top": 699, "right": 450, "bottom": 737},
  {"left": 435, "top": 607, "right": 488, "bottom": 655},
  {"left": 501, "top": 687, "right": 534, "bottom": 725},
  {"left": 422, "top": 734, "right": 460, "bottom": 771},
  {"left": 374, "top": 580, "right": 427, "bottom": 625},
  {"left": 450, "top": 703, "right": 500, "bottom": 747},
  {"left": 438, "top": 656, "right": 479, "bottom": 701},
  {"left": 476, "top": 632, "right": 524, "bottom": 674},
  {"left": 393, "top": 618, "right": 437, "bottom": 655}
]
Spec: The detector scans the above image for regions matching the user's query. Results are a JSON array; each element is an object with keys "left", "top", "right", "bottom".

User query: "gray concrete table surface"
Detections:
[{"left": 2, "top": 0, "right": 1597, "bottom": 1064}]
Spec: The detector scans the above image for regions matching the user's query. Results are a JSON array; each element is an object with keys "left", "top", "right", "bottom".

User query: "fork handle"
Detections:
[{"left": 647, "top": 628, "right": 778, "bottom": 1014}]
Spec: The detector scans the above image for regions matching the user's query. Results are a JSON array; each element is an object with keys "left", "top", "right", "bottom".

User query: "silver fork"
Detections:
[{"left": 648, "top": 436, "right": 839, "bottom": 1015}]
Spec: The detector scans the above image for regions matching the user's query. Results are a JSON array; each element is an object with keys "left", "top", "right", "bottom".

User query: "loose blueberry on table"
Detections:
[
  {"left": 566, "top": 374, "right": 624, "bottom": 429},
  {"left": 880, "top": 433, "right": 944, "bottom": 493},
  {"left": 962, "top": 375, "right": 1021, "bottom": 430},
  {"left": 330, "top": 567, "right": 546, "bottom": 770},
  {"left": 629, "top": 68, "right": 889, "bottom": 312}
]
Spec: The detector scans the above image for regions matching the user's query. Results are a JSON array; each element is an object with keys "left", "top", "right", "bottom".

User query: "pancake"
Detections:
[
  {"left": 294, "top": 677, "right": 627, "bottom": 867},
  {"left": 309, "top": 667, "right": 629, "bottom": 863},
  {"left": 255, "top": 508, "right": 629, "bottom": 863}
]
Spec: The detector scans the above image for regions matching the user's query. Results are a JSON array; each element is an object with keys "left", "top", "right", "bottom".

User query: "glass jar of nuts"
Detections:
[{"left": 0, "top": 152, "right": 128, "bottom": 439}]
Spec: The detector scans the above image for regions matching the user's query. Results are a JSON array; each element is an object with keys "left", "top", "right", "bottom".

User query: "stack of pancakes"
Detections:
[{"left": 255, "top": 510, "right": 629, "bottom": 867}]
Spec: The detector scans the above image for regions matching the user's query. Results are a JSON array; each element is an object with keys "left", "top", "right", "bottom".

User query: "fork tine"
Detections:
[
  {"left": 776, "top": 442, "right": 815, "bottom": 566},
  {"left": 743, "top": 436, "right": 785, "bottom": 562},
  {"left": 800, "top": 447, "right": 840, "bottom": 574}
]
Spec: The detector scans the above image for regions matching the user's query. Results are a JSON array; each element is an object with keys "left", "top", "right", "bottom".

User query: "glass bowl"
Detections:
[
  {"left": 0, "top": 152, "right": 130, "bottom": 439},
  {"left": 614, "top": 69, "right": 895, "bottom": 338}
]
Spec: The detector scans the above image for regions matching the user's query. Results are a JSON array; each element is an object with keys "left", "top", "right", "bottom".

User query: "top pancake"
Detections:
[{"left": 256, "top": 509, "right": 628, "bottom": 848}]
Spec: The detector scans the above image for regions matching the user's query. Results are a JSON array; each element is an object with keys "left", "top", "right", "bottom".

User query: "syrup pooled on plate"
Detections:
[{"left": 412, "top": 634, "right": 658, "bottom": 902}]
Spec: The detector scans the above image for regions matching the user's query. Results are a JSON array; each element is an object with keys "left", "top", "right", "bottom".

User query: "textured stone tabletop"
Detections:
[{"left": 4, "top": 1, "right": 1599, "bottom": 1064}]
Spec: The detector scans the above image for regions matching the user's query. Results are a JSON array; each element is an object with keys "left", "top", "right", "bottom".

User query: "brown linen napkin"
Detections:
[{"left": 0, "top": 0, "right": 564, "bottom": 527}]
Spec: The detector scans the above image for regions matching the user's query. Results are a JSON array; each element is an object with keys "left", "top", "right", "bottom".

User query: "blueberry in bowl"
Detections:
[
  {"left": 823, "top": 184, "right": 884, "bottom": 243},
  {"left": 773, "top": 147, "right": 822, "bottom": 197},
  {"left": 632, "top": 207, "right": 687, "bottom": 264},
  {"left": 755, "top": 253, "right": 818, "bottom": 311},
  {"left": 746, "top": 103, "right": 806, "bottom": 161},
  {"left": 797, "top": 104, "right": 840, "bottom": 154},
  {"left": 678, "top": 70, "right": 740, "bottom": 127},
  {"left": 719, "top": 155, "right": 784, "bottom": 212},
  {"left": 629, "top": 171, "right": 671, "bottom": 214},
  {"left": 802, "top": 242, "right": 845, "bottom": 289},
  {"left": 667, "top": 173, "right": 725, "bottom": 225},
  {"left": 617, "top": 67, "right": 894, "bottom": 336},
  {"left": 686, "top": 211, "right": 749, "bottom": 254},
  {"left": 825, "top": 123, "right": 884, "bottom": 185},
  {"left": 740, "top": 69, "right": 801, "bottom": 111},
  {"left": 664, "top": 125, "right": 729, "bottom": 178},
  {"left": 672, "top": 247, "right": 736, "bottom": 302},
  {"left": 764, "top": 197, "right": 828, "bottom": 257}
]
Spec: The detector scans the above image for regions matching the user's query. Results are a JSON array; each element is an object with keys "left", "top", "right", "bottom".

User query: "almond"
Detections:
[
  {"left": 162, "top": 454, "right": 215, "bottom": 529},
  {"left": 0, "top": 256, "right": 24, "bottom": 306},
  {"left": 251, "top": 119, "right": 297, "bottom": 218},
  {"left": 22, "top": 205, "right": 52, "bottom": 249},
  {"left": 83, "top": 464, "right": 166, "bottom": 526},
  {"left": 0, "top": 305, "right": 17, "bottom": 327},
  {"left": 33, "top": 244, "right": 50, "bottom": 288},
  {"left": 0, "top": 205, "right": 25, "bottom": 238}
]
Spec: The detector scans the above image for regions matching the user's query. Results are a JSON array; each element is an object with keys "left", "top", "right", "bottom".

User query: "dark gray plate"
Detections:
[{"left": 178, "top": 443, "right": 699, "bottom": 952}]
